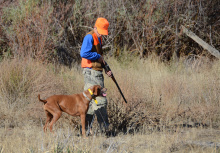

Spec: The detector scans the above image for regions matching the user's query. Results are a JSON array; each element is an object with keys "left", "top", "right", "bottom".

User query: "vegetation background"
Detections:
[{"left": 0, "top": 0, "right": 219, "bottom": 152}]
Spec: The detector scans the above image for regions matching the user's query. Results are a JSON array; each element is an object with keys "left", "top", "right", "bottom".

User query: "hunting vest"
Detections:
[{"left": 81, "top": 30, "right": 103, "bottom": 71}]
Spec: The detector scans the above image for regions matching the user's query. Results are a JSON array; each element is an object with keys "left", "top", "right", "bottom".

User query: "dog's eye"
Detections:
[{"left": 97, "top": 88, "right": 101, "bottom": 94}]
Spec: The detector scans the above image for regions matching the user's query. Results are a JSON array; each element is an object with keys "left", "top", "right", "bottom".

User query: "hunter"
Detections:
[{"left": 80, "top": 17, "right": 112, "bottom": 135}]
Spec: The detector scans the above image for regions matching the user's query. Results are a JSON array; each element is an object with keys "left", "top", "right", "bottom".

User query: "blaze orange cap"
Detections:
[{"left": 95, "top": 18, "right": 109, "bottom": 35}]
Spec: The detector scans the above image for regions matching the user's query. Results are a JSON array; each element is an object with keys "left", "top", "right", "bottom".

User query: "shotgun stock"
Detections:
[{"left": 102, "top": 62, "right": 127, "bottom": 103}]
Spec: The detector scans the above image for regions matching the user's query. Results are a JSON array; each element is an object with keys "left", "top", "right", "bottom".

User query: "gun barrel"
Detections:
[
  {"left": 103, "top": 61, "right": 128, "bottom": 104},
  {"left": 112, "top": 76, "right": 128, "bottom": 103}
]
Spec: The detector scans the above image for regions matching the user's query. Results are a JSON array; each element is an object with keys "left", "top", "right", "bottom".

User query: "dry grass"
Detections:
[
  {"left": 0, "top": 57, "right": 220, "bottom": 152},
  {"left": 0, "top": 59, "right": 83, "bottom": 131},
  {"left": 0, "top": 0, "right": 219, "bottom": 152},
  {"left": 0, "top": 125, "right": 220, "bottom": 152}
]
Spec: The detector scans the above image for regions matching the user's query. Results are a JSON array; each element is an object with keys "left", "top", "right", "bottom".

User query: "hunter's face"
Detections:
[{"left": 94, "top": 27, "right": 102, "bottom": 38}]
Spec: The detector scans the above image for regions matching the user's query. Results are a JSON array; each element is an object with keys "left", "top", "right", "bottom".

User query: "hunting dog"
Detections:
[{"left": 38, "top": 85, "right": 107, "bottom": 137}]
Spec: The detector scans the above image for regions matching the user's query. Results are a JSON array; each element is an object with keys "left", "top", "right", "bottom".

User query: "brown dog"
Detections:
[{"left": 38, "top": 85, "right": 107, "bottom": 137}]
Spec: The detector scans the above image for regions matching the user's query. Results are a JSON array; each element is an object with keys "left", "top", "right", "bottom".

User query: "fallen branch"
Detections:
[{"left": 181, "top": 26, "right": 220, "bottom": 59}]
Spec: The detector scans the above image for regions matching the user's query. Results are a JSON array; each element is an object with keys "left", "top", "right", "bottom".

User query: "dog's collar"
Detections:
[
  {"left": 88, "top": 89, "right": 98, "bottom": 104},
  {"left": 83, "top": 92, "right": 91, "bottom": 102},
  {"left": 83, "top": 89, "right": 98, "bottom": 104}
]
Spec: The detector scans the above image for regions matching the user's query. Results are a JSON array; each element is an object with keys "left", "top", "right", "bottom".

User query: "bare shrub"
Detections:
[
  {"left": 1, "top": 0, "right": 219, "bottom": 63},
  {"left": 2, "top": 0, "right": 54, "bottom": 60}
]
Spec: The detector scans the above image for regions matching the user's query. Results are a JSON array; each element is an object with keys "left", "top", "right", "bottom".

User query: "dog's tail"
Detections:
[{"left": 38, "top": 94, "right": 47, "bottom": 103}]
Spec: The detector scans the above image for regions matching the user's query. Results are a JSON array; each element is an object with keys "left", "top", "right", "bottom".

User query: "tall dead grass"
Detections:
[
  {"left": 1, "top": 56, "right": 219, "bottom": 131},
  {"left": 0, "top": 57, "right": 220, "bottom": 152},
  {"left": 0, "top": 59, "right": 83, "bottom": 130},
  {"left": 105, "top": 55, "right": 220, "bottom": 131}
]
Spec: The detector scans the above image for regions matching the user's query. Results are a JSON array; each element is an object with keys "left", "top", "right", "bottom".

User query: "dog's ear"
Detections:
[{"left": 93, "top": 85, "right": 101, "bottom": 96}]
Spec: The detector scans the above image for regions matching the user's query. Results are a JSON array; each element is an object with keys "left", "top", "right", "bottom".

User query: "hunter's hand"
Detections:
[
  {"left": 98, "top": 56, "right": 104, "bottom": 63},
  {"left": 106, "top": 71, "right": 113, "bottom": 78}
]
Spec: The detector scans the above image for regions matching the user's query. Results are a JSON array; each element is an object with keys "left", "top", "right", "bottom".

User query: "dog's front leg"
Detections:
[{"left": 80, "top": 114, "right": 86, "bottom": 138}]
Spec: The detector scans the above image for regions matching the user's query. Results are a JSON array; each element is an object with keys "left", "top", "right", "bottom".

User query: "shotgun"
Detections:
[{"left": 102, "top": 61, "right": 127, "bottom": 103}]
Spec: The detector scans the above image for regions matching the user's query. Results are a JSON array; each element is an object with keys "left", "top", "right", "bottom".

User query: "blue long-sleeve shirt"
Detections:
[{"left": 80, "top": 34, "right": 102, "bottom": 60}]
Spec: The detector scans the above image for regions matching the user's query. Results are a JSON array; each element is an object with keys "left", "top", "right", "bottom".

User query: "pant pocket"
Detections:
[
  {"left": 93, "top": 72, "right": 104, "bottom": 82},
  {"left": 83, "top": 69, "right": 91, "bottom": 75}
]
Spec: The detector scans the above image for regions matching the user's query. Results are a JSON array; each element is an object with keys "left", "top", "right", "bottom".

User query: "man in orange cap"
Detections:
[{"left": 80, "top": 18, "right": 112, "bottom": 136}]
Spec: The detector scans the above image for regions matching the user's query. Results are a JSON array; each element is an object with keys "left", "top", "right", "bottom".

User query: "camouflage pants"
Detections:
[{"left": 83, "top": 68, "right": 109, "bottom": 133}]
